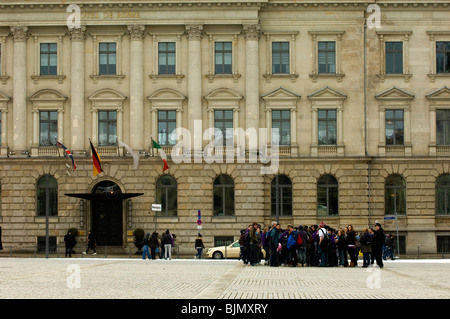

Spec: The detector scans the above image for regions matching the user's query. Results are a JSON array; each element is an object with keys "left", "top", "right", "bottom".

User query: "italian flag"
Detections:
[{"left": 152, "top": 138, "right": 169, "bottom": 172}]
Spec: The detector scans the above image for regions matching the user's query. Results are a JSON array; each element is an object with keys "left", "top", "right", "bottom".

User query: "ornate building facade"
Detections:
[{"left": 0, "top": 0, "right": 449, "bottom": 255}]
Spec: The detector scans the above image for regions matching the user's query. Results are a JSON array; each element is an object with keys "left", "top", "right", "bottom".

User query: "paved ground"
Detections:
[{"left": 1, "top": 257, "right": 450, "bottom": 300}]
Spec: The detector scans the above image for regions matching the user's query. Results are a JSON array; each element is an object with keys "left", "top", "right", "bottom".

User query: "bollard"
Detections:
[
  {"left": 129, "top": 246, "right": 132, "bottom": 259},
  {"left": 417, "top": 246, "right": 419, "bottom": 259},
  {"left": 34, "top": 245, "right": 37, "bottom": 258},
  {"left": 105, "top": 246, "right": 107, "bottom": 258},
  {"left": 10, "top": 245, "right": 12, "bottom": 257}
]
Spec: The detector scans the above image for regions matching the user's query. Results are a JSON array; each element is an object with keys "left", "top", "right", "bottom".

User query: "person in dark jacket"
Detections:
[
  {"left": 337, "top": 228, "right": 348, "bottom": 267},
  {"left": 269, "top": 223, "right": 281, "bottom": 267},
  {"left": 162, "top": 229, "right": 173, "bottom": 260},
  {"left": 195, "top": 234, "right": 205, "bottom": 259},
  {"left": 142, "top": 233, "right": 151, "bottom": 260},
  {"left": 64, "top": 231, "right": 76, "bottom": 258},
  {"left": 149, "top": 232, "right": 159, "bottom": 259},
  {"left": 297, "top": 225, "right": 308, "bottom": 267},
  {"left": 346, "top": 225, "right": 357, "bottom": 267},
  {"left": 83, "top": 230, "right": 97, "bottom": 255},
  {"left": 373, "top": 223, "right": 385, "bottom": 268},
  {"left": 248, "top": 222, "right": 259, "bottom": 266},
  {"left": 360, "top": 228, "right": 373, "bottom": 267}
]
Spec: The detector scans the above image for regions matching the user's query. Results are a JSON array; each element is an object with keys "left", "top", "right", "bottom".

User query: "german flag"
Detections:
[{"left": 90, "top": 140, "right": 103, "bottom": 176}]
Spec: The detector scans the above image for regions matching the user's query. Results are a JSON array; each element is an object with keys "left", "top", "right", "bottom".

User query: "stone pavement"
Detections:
[{"left": 1, "top": 257, "right": 450, "bottom": 301}]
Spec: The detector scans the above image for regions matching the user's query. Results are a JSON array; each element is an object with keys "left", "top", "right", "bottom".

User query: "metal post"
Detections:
[
  {"left": 45, "top": 174, "right": 50, "bottom": 259},
  {"left": 417, "top": 246, "right": 419, "bottom": 259},
  {"left": 393, "top": 193, "right": 400, "bottom": 258},
  {"left": 275, "top": 174, "right": 279, "bottom": 224}
]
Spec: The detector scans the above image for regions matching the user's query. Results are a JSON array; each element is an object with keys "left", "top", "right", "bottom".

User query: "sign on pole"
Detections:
[
  {"left": 152, "top": 203, "right": 162, "bottom": 211},
  {"left": 197, "top": 210, "right": 202, "bottom": 230}
]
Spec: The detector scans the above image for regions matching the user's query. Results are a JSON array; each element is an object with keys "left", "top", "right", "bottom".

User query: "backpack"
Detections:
[
  {"left": 319, "top": 228, "right": 329, "bottom": 248},
  {"left": 297, "top": 232, "right": 303, "bottom": 245}
]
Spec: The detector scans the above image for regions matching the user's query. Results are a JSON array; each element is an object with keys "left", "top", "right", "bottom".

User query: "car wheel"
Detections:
[{"left": 212, "top": 251, "right": 223, "bottom": 259}]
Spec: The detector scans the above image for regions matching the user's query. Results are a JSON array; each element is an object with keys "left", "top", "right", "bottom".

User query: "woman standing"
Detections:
[
  {"left": 195, "top": 234, "right": 205, "bottom": 259},
  {"left": 360, "top": 228, "right": 373, "bottom": 267},
  {"left": 347, "top": 225, "right": 357, "bottom": 267}
]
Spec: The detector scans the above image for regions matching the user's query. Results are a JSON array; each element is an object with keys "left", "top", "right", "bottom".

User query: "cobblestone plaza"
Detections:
[{"left": 1, "top": 258, "right": 449, "bottom": 300}]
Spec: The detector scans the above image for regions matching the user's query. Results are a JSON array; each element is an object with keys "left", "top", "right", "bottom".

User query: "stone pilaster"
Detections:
[
  {"left": 186, "top": 25, "right": 203, "bottom": 155},
  {"left": 243, "top": 24, "right": 261, "bottom": 153},
  {"left": 69, "top": 26, "right": 86, "bottom": 154},
  {"left": 127, "top": 25, "right": 145, "bottom": 151},
  {"left": 10, "top": 26, "right": 28, "bottom": 154}
]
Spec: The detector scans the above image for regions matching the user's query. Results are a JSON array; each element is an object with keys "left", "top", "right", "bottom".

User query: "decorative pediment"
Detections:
[
  {"left": 148, "top": 88, "right": 186, "bottom": 102},
  {"left": 205, "top": 88, "right": 242, "bottom": 101},
  {"left": 262, "top": 87, "right": 300, "bottom": 101},
  {"left": 426, "top": 87, "right": 450, "bottom": 101},
  {"left": 375, "top": 87, "right": 414, "bottom": 101},
  {"left": 88, "top": 89, "right": 126, "bottom": 108},
  {"left": 29, "top": 89, "right": 67, "bottom": 109},
  {"left": 308, "top": 86, "right": 346, "bottom": 100},
  {"left": 89, "top": 88, "right": 126, "bottom": 102},
  {"left": 29, "top": 89, "right": 67, "bottom": 103}
]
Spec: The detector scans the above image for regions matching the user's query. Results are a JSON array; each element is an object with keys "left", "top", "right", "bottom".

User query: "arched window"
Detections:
[
  {"left": 156, "top": 175, "right": 177, "bottom": 217},
  {"left": 436, "top": 174, "right": 450, "bottom": 215},
  {"left": 36, "top": 174, "right": 58, "bottom": 217},
  {"left": 271, "top": 175, "right": 292, "bottom": 217},
  {"left": 213, "top": 175, "right": 235, "bottom": 217},
  {"left": 317, "top": 174, "right": 338, "bottom": 216},
  {"left": 385, "top": 174, "right": 406, "bottom": 215}
]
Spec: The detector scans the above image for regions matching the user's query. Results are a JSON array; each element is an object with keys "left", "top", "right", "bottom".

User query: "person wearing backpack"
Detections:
[
  {"left": 360, "top": 228, "right": 373, "bottom": 267},
  {"left": 318, "top": 222, "right": 329, "bottom": 267},
  {"left": 286, "top": 225, "right": 298, "bottom": 267},
  {"left": 297, "top": 225, "right": 307, "bottom": 267}
]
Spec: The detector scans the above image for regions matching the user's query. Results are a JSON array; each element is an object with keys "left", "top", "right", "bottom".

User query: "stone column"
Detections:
[
  {"left": 243, "top": 24, "right": 261, "bottom": 154},
  {"left": 127, "top": 25, "right": 145, "bottom": 151},
  {"left": 10, "top": 26, "right": 28, "bottom": 153},
  {"left": 186, "top": 25, "right": 203, "bottom": 157},
  {"left": 69, "top": 26, "right": 86, "bottom": 153}
]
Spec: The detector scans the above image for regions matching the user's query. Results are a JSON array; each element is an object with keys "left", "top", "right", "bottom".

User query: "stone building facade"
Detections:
[{"left": 0, "top": 0, "right": 449, "bottom": 255}]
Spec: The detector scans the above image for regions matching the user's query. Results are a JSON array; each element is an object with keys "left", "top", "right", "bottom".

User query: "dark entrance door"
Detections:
[
  {"left": 91, "top": 181, "right": 123, "bottom": 246},
  {"left": 92, "top": 197, "right": 123, "bottom": 246}
]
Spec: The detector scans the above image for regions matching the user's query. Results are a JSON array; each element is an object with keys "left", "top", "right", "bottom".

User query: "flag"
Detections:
[
  {"left": 90, "top": 140, "right": 103, "bottom": 176},
  {"left": 118, "top": 140, "right": 139, "bottom": 169},
  {"left": 56, "top": 140, "right": 77, "bottom": 170},
  {"left": 152, "top": 138, "right": 169, "bottom": 172}
]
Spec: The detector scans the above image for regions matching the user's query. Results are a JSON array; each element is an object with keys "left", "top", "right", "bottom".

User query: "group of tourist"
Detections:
[{"left": 239, "top": 221, "right": 393, "bottom": 268}]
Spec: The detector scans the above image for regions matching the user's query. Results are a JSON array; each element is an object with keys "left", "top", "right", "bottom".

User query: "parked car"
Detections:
[{"left": 205, "top": 240, "right": 266, "bottom": 259}]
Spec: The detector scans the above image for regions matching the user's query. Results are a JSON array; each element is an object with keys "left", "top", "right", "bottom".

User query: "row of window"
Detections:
[
  {"left": 1, "top": 40, "right": 449, "bottom": 78},
  {"left": 22, "top": 107, "right": 450, "bottom": 148},
  {"left": 23, "top": 173, "right": 450, "bottom": 218}
]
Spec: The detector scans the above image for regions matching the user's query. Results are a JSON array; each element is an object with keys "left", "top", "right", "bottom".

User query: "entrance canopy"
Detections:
[{"left": 65, "top": 193, "right": 143, "bottom": 200}]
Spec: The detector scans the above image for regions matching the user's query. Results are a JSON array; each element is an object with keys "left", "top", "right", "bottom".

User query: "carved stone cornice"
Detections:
[
  {"left": 243, "top": 24, "right": 261, "bottom": 41},
  {"left": 185, "top": 24, "right": 204, "bottom": 41},
  {"left": 10, "top": 26, "right": 28, "bottom": 42},
  {"left": 68, "top": 26, "right": 86, "bottom": 42},
  {"left": 127, "top": 25, "right": 146, "bottom": 40}
]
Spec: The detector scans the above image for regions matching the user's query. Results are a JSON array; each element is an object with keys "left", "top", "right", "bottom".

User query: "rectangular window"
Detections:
[
  {"left": 437, "top": 236, "right": 450, "bottom": 254},
  {"left": 318, "top": 109, "right": 337, "bottom": 145},
  {"left": 385, "top": 42, "right": 403, "bottom": 74},
  {"left": 39, "top": 111, "right": 58, "bottom": 146},
  {"left": 98, "top": 110, "right": 117, "bottom": 146},
  {"left": 385, "top": 109, "right": 404, "bottom": 145},
  {"left": 318, "top": 41, "right": 336, "bottom": 74},
  {"left": 272, "top": 42, "right": 290, "bottom": 74},
  {"left": 158, "top": 42, "right": 176, "bottom": 75},
  {"left": 436, "top": 109, "right": 450, "bottom": 145},
  {"left": 272, "top": 110, "right": 291, "bottom": 145},
  {"left": 40, "top": 43, "right": 57, "bottom": 76},
  {"left": 436, "top": 42, "right": 450, "bottom": 74},
  {"left": 215, "top": 42, "right": 232, "bottom": 74},
  {"left": 99, "top": 42, "right": 116, "bottom": 75},
  {"left": 214, "top": 110, "right": 233, "bottom": 146},
  {"left": 158, "top": 110, "right": 176, "bottom": 146}
]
